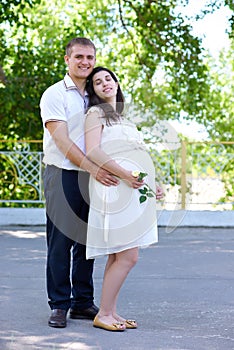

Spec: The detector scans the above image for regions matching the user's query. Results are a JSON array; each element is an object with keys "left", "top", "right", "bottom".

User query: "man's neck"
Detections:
[{"left": 68, "top": 73, "right": 86, "bottom": 96}]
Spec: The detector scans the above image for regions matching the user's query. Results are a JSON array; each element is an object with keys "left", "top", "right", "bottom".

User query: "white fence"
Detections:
[{"left": 0, "top": 140, "right": 233, "bottom": 211}]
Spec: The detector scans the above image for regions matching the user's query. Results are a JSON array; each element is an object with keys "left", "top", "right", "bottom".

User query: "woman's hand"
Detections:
[
  {"left": 155, "top": 185, "right": 164, "bottom": 200},
  {"left": 123, "top": 171, "right": 144, "bottom": 189}
]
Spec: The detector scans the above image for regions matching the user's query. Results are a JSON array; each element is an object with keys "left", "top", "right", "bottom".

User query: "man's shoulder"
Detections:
[
  {"left": 44, "top": 78, "right": 65, "bottom": 93},
  {"left": 43, "top": 74, "right": 77, "bottom": 96},
  {"left": 40, "top": 79, "right": 66, "bottom": 102}
]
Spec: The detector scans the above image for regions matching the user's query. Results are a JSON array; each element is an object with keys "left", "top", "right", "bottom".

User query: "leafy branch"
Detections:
[{"left": 132, "top": 171, "right": 157, "bottom": 203}]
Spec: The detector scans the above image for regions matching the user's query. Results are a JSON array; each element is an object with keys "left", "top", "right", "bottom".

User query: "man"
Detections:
[{"left": 40, "top": 37, "right": 119, "bottom": 328}]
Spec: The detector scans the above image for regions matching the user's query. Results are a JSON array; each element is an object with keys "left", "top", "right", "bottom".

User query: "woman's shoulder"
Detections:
[
  {"left": 85, "top": 106, "right": 106, "bottom": 128},
  {"left": 86, "top": 106, "right": 105, "bottom": 117}
]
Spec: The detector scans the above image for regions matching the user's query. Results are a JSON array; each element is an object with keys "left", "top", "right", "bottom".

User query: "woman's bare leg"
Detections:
[
  {"left": 102, "top": 254, "right": 121, "bottom": 321},
  {"left": 97, "top": 247, "right": 138, "bottom": 325}
]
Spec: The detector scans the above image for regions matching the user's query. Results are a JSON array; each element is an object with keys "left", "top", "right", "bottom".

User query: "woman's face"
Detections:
[{"left": 92, "top": 70, "right": 118, "bottom": 102}]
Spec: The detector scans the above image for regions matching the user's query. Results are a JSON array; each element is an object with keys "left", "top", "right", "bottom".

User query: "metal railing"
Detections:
[
  {"left": 0, "top": 140, "right": 233, "bottom": 209},
  {"left": 0, "top": 140, "right": 44, "bottom": 206},
  {"left": 180, "top": 141, "right": 234, "bottom": 210}
]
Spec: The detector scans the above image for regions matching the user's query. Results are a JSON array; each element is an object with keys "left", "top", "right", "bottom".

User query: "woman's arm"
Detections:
[{"left": 85, "top": 109, "right": 143, "bottom": 188}]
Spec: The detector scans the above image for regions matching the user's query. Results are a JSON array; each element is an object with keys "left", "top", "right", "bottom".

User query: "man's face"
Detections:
[{"left": 64, "top": 44, "right": 96, "bottom": 80}]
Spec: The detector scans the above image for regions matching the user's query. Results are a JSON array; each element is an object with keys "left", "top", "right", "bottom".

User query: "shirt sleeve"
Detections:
[{"left": 40, "top": 85, "right": 67, "bottom": 126}]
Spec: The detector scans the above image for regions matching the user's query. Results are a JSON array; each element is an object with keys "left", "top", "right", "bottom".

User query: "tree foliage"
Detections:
[
  {"left": 204, "top": 48, "right": 234, "bottom": 141},
  {"left": 0, "top": 0, "right": 233, "bottom": 207},
  {"left": 0, "top": 0, "right": 233, "bottom": 142},
  {"left": 0, "top": 0, "right": 41, "bottom": 24}
]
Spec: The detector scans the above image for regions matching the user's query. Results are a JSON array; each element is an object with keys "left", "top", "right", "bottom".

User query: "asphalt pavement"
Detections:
[{"left": 0, "top": 225, "right": 234, "bottom": 350}]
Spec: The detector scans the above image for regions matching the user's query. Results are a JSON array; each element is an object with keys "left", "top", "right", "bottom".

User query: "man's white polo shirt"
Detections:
[{"left": 40, "top": 74, "right": 89, "bottom": 170}]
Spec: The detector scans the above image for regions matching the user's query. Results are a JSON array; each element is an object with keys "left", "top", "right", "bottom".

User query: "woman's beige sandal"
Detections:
[
  {"left": 125, "top": 319, "right": 137, "bottom": 329},
  {"left": 93, "top": 316, "right": 126, "bottom": 332}
]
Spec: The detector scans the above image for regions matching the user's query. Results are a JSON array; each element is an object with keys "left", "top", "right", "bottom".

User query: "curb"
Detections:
[{"left": 0, "top": 208, "right": 233, "bottom": 227}]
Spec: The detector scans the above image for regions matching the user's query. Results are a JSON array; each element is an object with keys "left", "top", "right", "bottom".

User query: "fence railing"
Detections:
[
  {"left": 180, "top": 141, "right": 234, "bottom": 210},
  {"left": 0, "top": 140, "right": 233, "bottom": 210},
  {"left": 0, "top": 140, "right": 44, "bottom": 206}
]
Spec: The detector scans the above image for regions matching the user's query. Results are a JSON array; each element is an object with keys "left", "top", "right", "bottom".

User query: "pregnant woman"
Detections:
[{"left": 84, "top": 66, "right": 163, "bottom": 332}]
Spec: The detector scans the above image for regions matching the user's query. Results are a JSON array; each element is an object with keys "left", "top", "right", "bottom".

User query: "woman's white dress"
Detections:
[{"left": 86, "top": 107, "right": 158, "bottom": 259}]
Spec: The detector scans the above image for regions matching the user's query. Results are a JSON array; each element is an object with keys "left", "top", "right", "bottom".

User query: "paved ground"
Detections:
[{"left": 0, "top": 226, "right": 234, "bottom": 350}]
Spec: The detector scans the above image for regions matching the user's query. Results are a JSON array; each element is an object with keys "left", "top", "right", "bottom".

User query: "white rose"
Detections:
[{"left": 132, "top": 170, "right": 140, "bottom": 177}]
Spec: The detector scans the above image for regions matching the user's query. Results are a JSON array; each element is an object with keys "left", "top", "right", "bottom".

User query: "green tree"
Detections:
[
  {"left": 203, "top": 47, "right": 234, "bottom": 141},
  {"left": 0, "top": 0, "right": 41, "bottom": 24},
  {"left": 1, "top": 0, "right": 232, "bottom": 141},
  {"left": 203, "top": 45, "right": 234, "bottom": 206},
  {"left": 0, "top": 0, "right": 233, "bottom": 207}
]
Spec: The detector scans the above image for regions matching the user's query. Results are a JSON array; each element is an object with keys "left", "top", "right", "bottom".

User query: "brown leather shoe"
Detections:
[
  {"left": 70, "top": 304, "right": 99, "bottom": 320},
  {"left": 48, "top": 309, "right": 67, "bottom": 328}
]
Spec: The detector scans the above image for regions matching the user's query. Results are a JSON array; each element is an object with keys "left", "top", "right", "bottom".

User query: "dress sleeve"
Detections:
[
  {"left": 86, "top": 106, "right": 105, "bottom": 125},
  {"left": 85, "top": 106, "right": 104, "bottom": 137}
]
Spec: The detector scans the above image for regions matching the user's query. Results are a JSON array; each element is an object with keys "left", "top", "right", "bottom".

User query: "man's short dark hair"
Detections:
[{"left": 66, "top": 37, "right": 96, "bottom": 56}]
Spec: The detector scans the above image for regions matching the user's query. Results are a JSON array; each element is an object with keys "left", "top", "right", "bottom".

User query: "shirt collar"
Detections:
[{"left": 63, "top": 73, "right": 88, "bottom": 97}]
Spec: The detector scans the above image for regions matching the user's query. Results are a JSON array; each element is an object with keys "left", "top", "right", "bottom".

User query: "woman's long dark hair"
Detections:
[{"left": 86, "top": 66, "right": 125, "bottom": 125}]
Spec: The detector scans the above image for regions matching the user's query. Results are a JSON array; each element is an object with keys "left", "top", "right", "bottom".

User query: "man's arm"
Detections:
[{"left": 46, "top": 120, "right": 119, "bottom": 186}]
